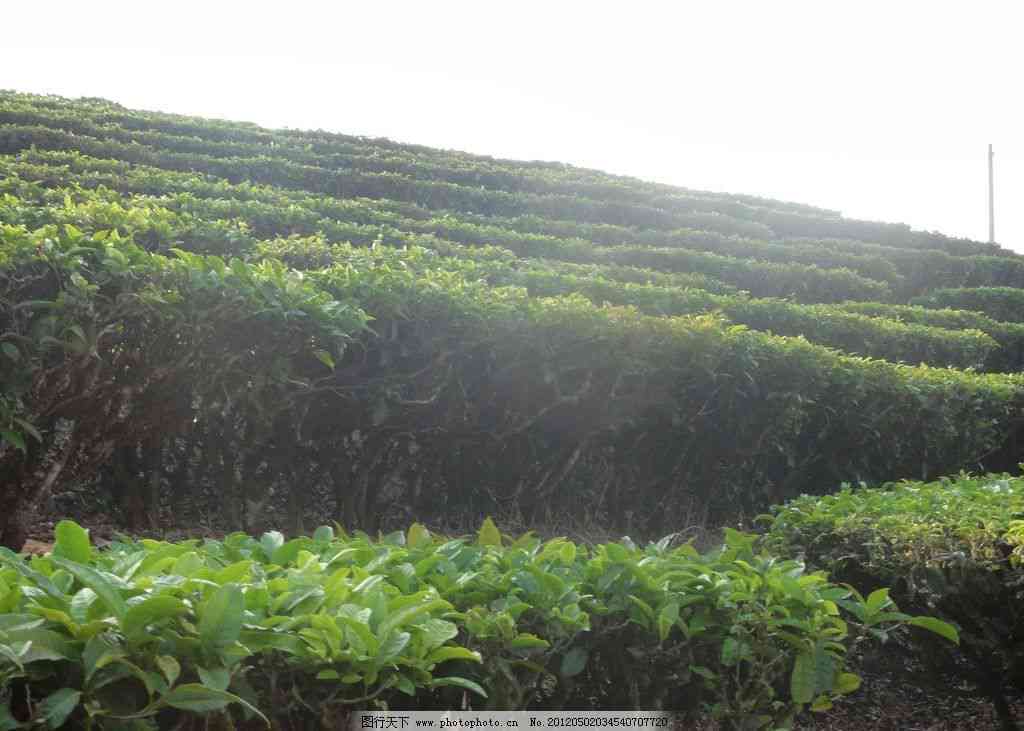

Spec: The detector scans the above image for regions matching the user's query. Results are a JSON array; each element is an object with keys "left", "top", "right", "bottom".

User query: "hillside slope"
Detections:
[{"left": 2, "top": 90, "right": 1023, "bottom": 550}]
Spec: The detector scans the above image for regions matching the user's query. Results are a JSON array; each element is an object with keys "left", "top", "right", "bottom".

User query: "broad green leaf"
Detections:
[
  {"left": 123, "top": 596, "right": 188, "bottom": 640},
  {"left": 155, "top": 655, "right": 181, "bottom": 687},
  {"left": 69, "top": 588, "right": 97, "bottom": 624},
  {"left": 865, "top": 588, "right": 891, "bottom": 615},
  {"left": 430, "top": 677, "right": 488, "bottom": 698},
  {"left": 810, "top": 695, "right": 833, "bottom": 712},
  {"left": 271, "top": 538, "right": 307, "bottom": 567},
  {"left": 36, "top": 688, "right": 81, "bottom": 729},
  {"left": 395, "top": 674, "right": 417, "bottom": 696},
  {"left": 313, "top": 525, "right": 334, "bottom": 543},
  {"left": 560, "top": 647, "right": 588, "bottom": 678},
  {"left": 835, "top": 672, "right": 861, "bottom": 694},
  {"left": 508, "top": 633, "right": 550, "bottom": 651},
  {"left": 721, "top": 637, "right": 740, "bottom": 667},
  {"left": 260, "top": 532, "right": 285, "bottom": 561},
  {"left": 53, "top": 520, "right": 91, "bottom": 564},
  {"left": 198, "top": 666, "right": 231, "bottom": 692},
  {"left": 425, "top": 647, "right": 482, "bottom": 664},
  {"left": 418, "top": 618, "right": 458, "bottom": 650},
  {"left": 407, "top": 523, "right": 430, "bottom": 548},
  {"left": 379, "top": 598, "right": 449, "bottom": 636},
  {"left": 49, "top": 556, "right": 128, "bottom": 619},
  {"left": 0, "top": 548, "right": 64, "bottom": 600},
  {"left": 7, "top": 628, "right": 74, "bottom": 663},
  {"left": 908, "top": 616, "right": 960, "bottom": 644},
  {"left": 313, "top": 349, "right": 335, "bottom": 370},
  {"left": 657, "top": 601, "right": 680, "bottom": 643},
  {"left": 83, "top": 633, "right": 125, "bottom": 682},
  {"left": 477, "top": 517, "right": 502, "bottom": 547},
  {"left": 790, "top": 650, "right": 816, "bottom": 704},
  {"left": 161, "top": 684, "right": 269, "bottom": 725},
  {"left": 198, "top": 583, "right": 244, "bottom": 651},
  {"left": 378, "top": 631, "right": 411, "bottom": 660}
]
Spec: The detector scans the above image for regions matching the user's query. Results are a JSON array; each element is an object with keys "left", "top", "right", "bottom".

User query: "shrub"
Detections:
[
  {"left": 910, "top": 287, "right": 1024, "bottom": 324},
  {"left": 762, "top": 474, "right": 1024, "bottom": 729},
  {"left": 0, "top": 520, "right": 954, "bottom": 728}
]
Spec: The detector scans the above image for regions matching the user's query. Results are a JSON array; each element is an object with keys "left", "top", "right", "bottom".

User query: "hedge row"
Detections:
[
  {"left": 1, "top": 175, "right": 986, "bottom": 369},
  {"left": 0, "top": 151, "right": 895, "bottom": 304},
  {"left": 14, "top": 146, "right": 1024, "bottom": 312},
  {"left": 0, "top": 162, "right": 740, "bottom": 298},
  {"left": 0, "top": 92, "right": 872, "bottom": 225},
  {"left": 0, "top": 123, "right": 728, "bottom": 234},
  {"left": 258, "top": 234, "right": 996, "bottom": 370},
  {"left": 0, "top": 174, "right": 1006, "bottom": 374},
  {"left": 0, "top": 209, "right": 369, "bottom": 549},
  {"left": 762, "top": 474, "right": 1024, "bottom": 729},
  {"left": 5, "top": 205, "right": 1024, "bottom": 546},
  {"left": 15, "top": 90, "right": 1017, "bottom": 260},
  {"left": 839, "top": 301, "right": 1024, "bottom": 372},
  {"left": 6, "top": 107, "right": 1020, "bottom": 297},
  {"left": 2, "top": 110, "right": 1015, "bottom": 286},
  {"left": 910, "top": 287, "right": 1024, "bottom": 323},
  {"left": 0, "top": 519, "right": 957, "bottom": 727}
]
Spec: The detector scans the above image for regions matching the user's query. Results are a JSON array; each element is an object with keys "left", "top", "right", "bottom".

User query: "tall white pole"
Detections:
[{"left": 989, "top": 144, "right": 995, "bottom": 244}]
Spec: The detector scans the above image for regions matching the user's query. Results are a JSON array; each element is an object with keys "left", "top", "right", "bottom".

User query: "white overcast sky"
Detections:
[{"left": 3, "top": 1, "right": 1023, "bottom": 251}]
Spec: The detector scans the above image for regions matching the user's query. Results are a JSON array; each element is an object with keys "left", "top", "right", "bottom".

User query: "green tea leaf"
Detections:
[
  {"left": 198, "top": 666, "right": 231, "bottom": 692},
  {"left": 430, "top": 677, "right": 488, "bottom": 698},
  {"left": 560, "top": 647, "right": 588, "bottom": 678},
  {"left": 508, "top": 633, "right": 550, "bottom": 651},
  {"left": 835, "top": 672, "right": 861, "bottom": 694},
  {"left": 407, "top": 523, "right": 430, "bottom": 548},
  {"left": 49, "top": 556, "right": 128, "bottom": 619},
  {"left": 425, "top": 647, "right": 483, "bottom": 664},
  {"left": 908, "top": 616, "right": 960, "bottom": 644},
  {"left": 313, "top": 525, "right": 335, "bottom": 543},
  {"left": 477, "top": 517, "right": 502, "bottom": 547},
  {"left": 260, "top": 532, "right": 285, "bottom": 561},
  {"left": 53, "top": 520, "right": 91, "bottom": 564},
  {"left": 36, "top": 688, "right": 81, "bottom": 729},
  {"left": 199, "top": 583, "right": 244, "bottom": 651},
  {"left": 865, "top": 588, "right": 891, "bottom": 615},
  {"left": 156, "top": 655, "right": 181, "bottom": 687},
  {"left": 313, "top": 349, "right": 335, "bottom": 370},
  {"left": 123, "top": 596, "right": 188, "bottom": 640},
  {"left": 162, "top": 683, "right": 269, "bottom": 724},
  {"left": 791, "top": 650, "right": 815, "bottom": 704}
]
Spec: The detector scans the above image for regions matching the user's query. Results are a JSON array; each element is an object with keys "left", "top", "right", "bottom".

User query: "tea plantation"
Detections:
[{"left": 1, "top": 91, "right": 1023, "bottom": 728}]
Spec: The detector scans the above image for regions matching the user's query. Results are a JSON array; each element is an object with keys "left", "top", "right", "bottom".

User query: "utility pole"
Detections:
[{"left": 989, "top": 144, "right": 996, "bottom": 244}]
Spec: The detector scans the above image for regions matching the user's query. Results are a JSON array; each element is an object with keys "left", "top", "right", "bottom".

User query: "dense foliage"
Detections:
[
  {"left": 763, "top": 474, "right": 1024, "bottom": 729},
  {"left": 910, "top": 287, "right": 1024, "bottom": 324},
  {"left": 0, "top": 519, "right": 955, "bottom": 729},
  {"left": 4, "top": 90, "right": 1024, "bottom": 553}
]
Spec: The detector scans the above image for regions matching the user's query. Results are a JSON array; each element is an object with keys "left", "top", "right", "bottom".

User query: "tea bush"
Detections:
[
  {"left": 910, "top": 287, "right": 1024, "bottom": 324},
  {"left": 0, "top": 520, "right": 956, "bottom": 728},
  {"left": 762, "top": 474, "right": 1024, "bottom": 728}
]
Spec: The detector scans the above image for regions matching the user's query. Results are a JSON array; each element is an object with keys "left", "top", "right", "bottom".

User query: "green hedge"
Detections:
[
  {"left": 258, "top": 234, "right": 995, "bottom": 369},
  {"left": 5, "top": 194, "right": 1024, "bottom": 538},
  {"left": 0, "top": 152, "right": 893, "bottom": 303},
  {"left": 0, "top": 210, "right": 369, "bottom": 549},
  {"left": 840, "top": 301, "right": 1024, "bottom": 372},
  {"left": 910, "top": 287, "right": 1024, "bottom": 323},
  {"left": 0, "top": 93, "right": 881, "bottom": 227},
  {"left": 762, "top": 474, "right": 1024, "bottom": 729},
  {"left": 0, "top": 519, "right": 955, "bottom": 727}
]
